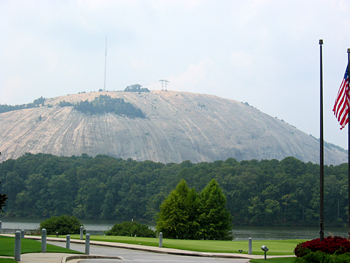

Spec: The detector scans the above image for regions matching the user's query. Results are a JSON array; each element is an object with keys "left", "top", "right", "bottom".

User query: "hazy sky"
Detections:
[{"left": 1, "top": 0, "right": 350, "bottom": 149}]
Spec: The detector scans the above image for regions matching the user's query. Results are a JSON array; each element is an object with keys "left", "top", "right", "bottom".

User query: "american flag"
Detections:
[{"left": 333, "top": 66, "right": 349, "bottom": 129}]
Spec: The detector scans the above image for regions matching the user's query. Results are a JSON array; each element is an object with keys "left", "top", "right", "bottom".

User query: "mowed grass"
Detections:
[
  {"left": 250, "top": 258, "right": 295, "bottom": 263},
  {"left": 0, "top": 259, "right": 18, "bottom": 263},
  {"left": 66, "top": 234, "right": 303, "bottom": 255},
  {"left": 0, "top": 235, "right": 82, "bottom": 257}
]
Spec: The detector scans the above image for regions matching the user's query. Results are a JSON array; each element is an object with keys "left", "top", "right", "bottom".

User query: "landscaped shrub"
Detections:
[
  {"left": 106, "top": 221, "right": 156, "bottom": 237},
  {"left": 294, "top": 236, "right": 350, "bottom": 263},
  {"left": 294, "top": 251, "right": 350, "bottom": 263},
  {"left": 295, "top": 236, "right": 350, "bottom": 256},
  {"left": 39, "top": 215, "right": 83, "bottom": 235}
]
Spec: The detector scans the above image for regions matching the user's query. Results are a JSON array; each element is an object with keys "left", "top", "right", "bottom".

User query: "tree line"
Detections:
[
  {"left": 0, "top": 94, "right": 146, "bottom": 119},
  {"left": 0, "top": 97, "right": 46, "bottom": 114},
  {"left": 59, "top": 95, "right": 146, "bottom": 118},
  {"left": 0, "top": 153, "right": 347, "bottom": 226}
]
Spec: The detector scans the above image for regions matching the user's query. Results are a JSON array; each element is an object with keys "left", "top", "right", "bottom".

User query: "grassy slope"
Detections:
[{"left": 66, "top": 234, "right": 302, "bottom": 255}]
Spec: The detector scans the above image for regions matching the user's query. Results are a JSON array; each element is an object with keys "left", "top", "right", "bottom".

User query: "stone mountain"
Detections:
[{"left": 0, "top": 90, "right": 346, "bottom": 165}]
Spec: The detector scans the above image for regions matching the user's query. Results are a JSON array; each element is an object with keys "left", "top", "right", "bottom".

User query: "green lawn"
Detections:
[
  {"left": 0, "top": 235, "right": 82, "bottom": 257},
  {"left": 250, "top": 258, "right": 295, "bottom": 263},
  {"left": 0, "top": 259, "right": 18, "bottom": 263},
  {"left": 66, "top": 234, "right": 303, "bottom": 255}
]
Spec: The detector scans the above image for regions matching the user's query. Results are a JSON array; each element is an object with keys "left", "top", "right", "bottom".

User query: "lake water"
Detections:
[
  {"left": 0, "top": 217, "right": 116, "bottom": 232},
  {"left": 0, "top": 217, "right": 348, "bottom": 240}
]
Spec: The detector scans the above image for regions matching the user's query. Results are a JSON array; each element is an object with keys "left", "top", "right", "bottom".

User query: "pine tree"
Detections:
[
  {"left": 156, "top": 179, "right": 233, "bottom": 240},
  {"left": 156, "top": 179, "right": 191, "bottom": 238},
  {"left": 183, "top": 187, "right": 200, "bottom": 239},
  {"left": 198, "top": 179, "right": 233, "bottom": 240}
]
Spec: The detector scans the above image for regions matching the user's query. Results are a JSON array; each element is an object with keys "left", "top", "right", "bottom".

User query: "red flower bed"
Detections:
[{"left": 295, "top": 236, "right": 350, "bottom": 257}]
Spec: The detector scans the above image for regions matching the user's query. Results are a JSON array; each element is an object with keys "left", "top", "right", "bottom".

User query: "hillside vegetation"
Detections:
[
  {"left": 0, "top": 153, "right": 347, "bottom": 227},
  {"left": 60, "top": 95, "right": 145, "bottom": 118},
  {"left": 0, "top": 96, "right": 46, "bottom": 113}
]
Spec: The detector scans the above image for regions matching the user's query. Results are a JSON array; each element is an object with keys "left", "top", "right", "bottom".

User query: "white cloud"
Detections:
[
  {"left": 169, "top": 58, "right": 213, "bottom": 90},
  {"left": 231, "top": 51, "right": 253, "bottom": 68},
  {"left": 130, "top": 58, "right": 151, "bottom": 70},
  {"left": 152, "top": 0, "right": 202, "bottom": 10},
  {"left": 1, "top": 78, "right": 23, "bottom": 105}
]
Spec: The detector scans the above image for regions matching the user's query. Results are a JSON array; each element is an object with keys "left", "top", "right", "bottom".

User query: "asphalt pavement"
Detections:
[{"left": 49, "top": 241, "right": 250, "bottom": 263}]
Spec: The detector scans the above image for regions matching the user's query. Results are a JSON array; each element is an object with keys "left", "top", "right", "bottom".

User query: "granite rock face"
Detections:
[{"left": 0, "top": 90, "right": 346, "bottom": 165}]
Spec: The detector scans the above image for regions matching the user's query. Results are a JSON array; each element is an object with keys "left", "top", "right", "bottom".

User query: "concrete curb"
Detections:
[{"left": 62, "top": 255, "right": 123, "bottom": 263}]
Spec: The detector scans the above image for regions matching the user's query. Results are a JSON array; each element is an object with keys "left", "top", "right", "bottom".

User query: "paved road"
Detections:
[{"left": 49, "top": 241, "right": 250, "bottom": 263}]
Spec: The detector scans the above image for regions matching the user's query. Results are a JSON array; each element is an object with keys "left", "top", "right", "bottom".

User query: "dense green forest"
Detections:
[
  {"left": 60, "top": 95, "right": 146, "bottom": 118},
  {"left": 0, "top": 153, "right": 347, "bottom": 226}
]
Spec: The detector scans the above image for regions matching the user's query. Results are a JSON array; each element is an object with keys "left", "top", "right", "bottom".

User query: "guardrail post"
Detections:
[
  {"left": 66, "top": 234, "right": 70, "bottom": 249},
  {"left": 14, "top": 230, "right": 21, "bottom": 261},
  {"left": 85, "top": 233, "right": 90, "bottom": 255},
  {"left": 248, "top": 237, "right": 252, "bottom": 255},
  {"left": 80, "top": 226, "right": 84, "bottom": 240},
  {"left": 41, "top": 228, "right": 47, "bottom": 253},
  {"left": 159, "top": 232, "right": 163, "bottom": 248}
]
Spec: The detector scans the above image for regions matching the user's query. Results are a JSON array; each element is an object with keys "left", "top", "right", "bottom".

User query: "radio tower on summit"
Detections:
[{"left": 159, "top": 79, "right": 169, "bottom": 91}]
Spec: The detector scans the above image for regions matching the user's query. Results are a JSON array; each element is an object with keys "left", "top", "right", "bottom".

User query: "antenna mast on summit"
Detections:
[
  {"left": 104, "top": 35, "right": 107, "bottom": 91},
  {"left": 159, "top": 79, "right": 169, "bottom": 91}
]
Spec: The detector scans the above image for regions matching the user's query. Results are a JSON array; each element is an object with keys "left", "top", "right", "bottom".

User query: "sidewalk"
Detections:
[{"left": 1, "top": 234, "right": 295, "bottom": 262}]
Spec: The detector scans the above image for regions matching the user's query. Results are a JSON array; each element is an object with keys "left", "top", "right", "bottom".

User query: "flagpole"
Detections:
[
  {"left": 319, "top": 39, "right": 324, "bottom": 241},
  {"left": 347, "top": 48, "right": 350, "bottom": 239}
]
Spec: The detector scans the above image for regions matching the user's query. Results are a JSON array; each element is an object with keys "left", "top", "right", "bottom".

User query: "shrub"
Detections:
[
  {"left": 39, "top": 215, "right": 83, "bottom": 235},
  {"left": 294, "top": 236, "right": 350, "bottom": 263},
  {"left": 106, "top": 221, "right": 156, "bottom": 237},
  {"left": 294, "top": 251, "right": 350, "bottom": 263},
  {"left": 58, "top": 100, "right": 73, "bottom": 107},
  {"left": 295, "top": 236, "right": 350, "bottom": 257}
]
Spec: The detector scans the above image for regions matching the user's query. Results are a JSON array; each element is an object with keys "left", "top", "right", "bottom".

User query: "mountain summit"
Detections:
[{"left": 0, "top": 90, "right": 346, "bottom": 165}]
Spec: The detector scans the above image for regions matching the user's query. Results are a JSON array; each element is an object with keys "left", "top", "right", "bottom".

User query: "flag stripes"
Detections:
[{"left": 333, "top": 66, "right": 349, "bottom": 129}]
